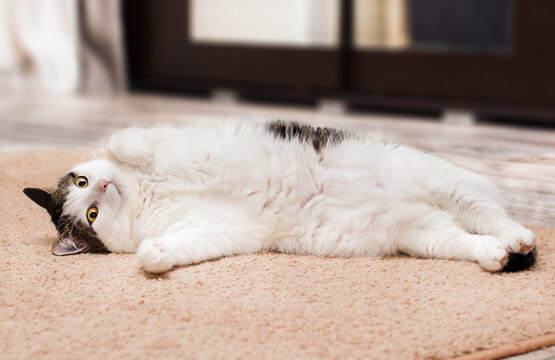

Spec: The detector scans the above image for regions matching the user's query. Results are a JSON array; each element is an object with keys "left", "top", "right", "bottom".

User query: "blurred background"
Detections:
[{"left": 1, "top": 0, "right": 555, "bottom": 123}]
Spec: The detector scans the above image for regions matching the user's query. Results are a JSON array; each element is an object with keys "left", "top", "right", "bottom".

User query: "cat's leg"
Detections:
[
  {"left": 458, "top": 198, "right": 536, "bottom": 254},
  {"left": 414, "top": 156, "right": 536, "bottom": 254},
  {"left": 108, "top": 127, "right": 154, "bottom": 167},
  {"left": 440, "top": 174, "right": 535, "bottom": 254},
  {"left": 395, "top": 204, "right": 510, "bottom": 272},
  {"left": 136, "top": 218, "right": 265, "bottom": 273}
]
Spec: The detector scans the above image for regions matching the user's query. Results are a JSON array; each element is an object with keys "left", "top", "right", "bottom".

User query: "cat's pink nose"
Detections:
[{"left": 98, "top": 179, "right": 111, "bottom": 192}]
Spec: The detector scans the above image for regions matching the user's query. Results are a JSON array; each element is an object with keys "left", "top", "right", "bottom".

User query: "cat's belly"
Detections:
[{"left": 264, "top": 163, "right": 399, "bottom": 257}]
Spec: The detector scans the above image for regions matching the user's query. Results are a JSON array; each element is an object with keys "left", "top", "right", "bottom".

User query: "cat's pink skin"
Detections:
[{"left": 98, "top": 179, "right": 111, "bottom": 192}]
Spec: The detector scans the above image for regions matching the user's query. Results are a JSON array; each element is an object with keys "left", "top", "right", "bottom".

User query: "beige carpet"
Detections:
[{"left": 1, "top": 150, "right": 554, "bottom": 360}]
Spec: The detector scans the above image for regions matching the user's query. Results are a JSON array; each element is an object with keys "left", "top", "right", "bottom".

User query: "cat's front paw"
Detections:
[
  {"left": 109, "top": 128, "right": 154, "bottom": 167},
  {"left": 136, "top": 240, "right": 175, "bottom": 274},
  {"left": 474, "top": 237, "right": 509, "bottom": 272},
  {"left": 498, "top": 226, "right": 536, "bottom": 254}
]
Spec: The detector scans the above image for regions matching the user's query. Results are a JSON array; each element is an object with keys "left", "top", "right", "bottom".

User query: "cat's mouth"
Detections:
[
  {"left": 107, "top": 182, "right": 120, "bottom": 194},
  {"left": 101, "top": 181, "right": 123, "bottom": 210},
  {"left": 103, "top": 179, "right": 122, "bottom": 196}
]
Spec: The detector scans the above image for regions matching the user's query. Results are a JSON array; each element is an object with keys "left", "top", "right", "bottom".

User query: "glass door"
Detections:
[{"left": 348, "top": 0, "right": 553, "bottom": 108}]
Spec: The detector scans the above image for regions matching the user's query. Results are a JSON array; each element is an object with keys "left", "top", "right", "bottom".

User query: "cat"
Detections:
[{"left": 24, "top": 120, "right": 537, "bottom": 274}]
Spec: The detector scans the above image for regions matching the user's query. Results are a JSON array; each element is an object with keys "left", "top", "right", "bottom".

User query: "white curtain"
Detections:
[{"left": 0, "top": 0, "right": 125, "bottom": 93}]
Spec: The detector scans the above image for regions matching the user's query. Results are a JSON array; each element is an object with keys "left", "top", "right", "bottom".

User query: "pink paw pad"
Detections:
[
  {"left": 519, "top": 242, "right": 533, "bottom": 253},
  {"left": 152, "top": 243, "right": 164, "bottom": 253},
  {"left": 499, "top": 254, "right": 509, "bottom": 268}
]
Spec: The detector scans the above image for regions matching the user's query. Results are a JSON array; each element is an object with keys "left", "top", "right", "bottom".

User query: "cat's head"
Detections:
[{"left": 23, "top": 159, "right": 127, "bottom": 255}]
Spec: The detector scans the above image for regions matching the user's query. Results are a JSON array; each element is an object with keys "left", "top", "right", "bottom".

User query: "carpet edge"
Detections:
[{"left": 447, "top": 333, "right": 555, "bottom": 360}]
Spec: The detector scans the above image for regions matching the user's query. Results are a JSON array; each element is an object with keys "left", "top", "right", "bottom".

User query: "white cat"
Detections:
[{"left": 24, "top": 121, "right": 536, "bottom": 273}]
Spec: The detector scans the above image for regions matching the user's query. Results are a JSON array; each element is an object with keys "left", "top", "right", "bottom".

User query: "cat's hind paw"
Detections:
[
  {"left": 137, "top": 240, "right": 175, "bottom": 274},
  {"left": 498, "top": 226, "right": 536, "bottom": 254},
  {"left": 475, "top": 237, "right": 509, "bottom": 272}
]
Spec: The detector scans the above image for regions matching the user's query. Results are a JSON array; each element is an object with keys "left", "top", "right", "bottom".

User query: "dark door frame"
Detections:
[{"left": 124, "top": 0, "right": 344, "bottom": 101}]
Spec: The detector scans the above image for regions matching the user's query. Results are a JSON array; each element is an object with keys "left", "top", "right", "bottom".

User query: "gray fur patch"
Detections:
[{"left": 266, "top": 120, "right": 348, "bottom": 152}]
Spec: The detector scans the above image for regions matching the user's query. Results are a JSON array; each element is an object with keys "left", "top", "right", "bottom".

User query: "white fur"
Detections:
[{"left": 61, "top": 122, "right": 535, "bottom": 273}]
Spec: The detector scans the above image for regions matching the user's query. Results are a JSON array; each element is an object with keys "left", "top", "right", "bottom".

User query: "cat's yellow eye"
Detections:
[
  {"left": 87, "top": 207, "right": 98, "bottom": 224},
  {"left": 74, "top": 176, "right": 88, "bottom": 188}
]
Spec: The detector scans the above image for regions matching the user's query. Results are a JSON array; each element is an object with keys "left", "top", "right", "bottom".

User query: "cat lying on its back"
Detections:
[{"left": 24, "top": 121, "right": 536, "bottom": 273}]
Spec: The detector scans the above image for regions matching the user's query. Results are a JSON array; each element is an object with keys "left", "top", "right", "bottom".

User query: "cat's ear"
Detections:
[
  {"left": 52, "top": 236, "right": 91, "bottom": 256},
  {"left": 23, "top": 188, "right": 52, "bottom": 210}
]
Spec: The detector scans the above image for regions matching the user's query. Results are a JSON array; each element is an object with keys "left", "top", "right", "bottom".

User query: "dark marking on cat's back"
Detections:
[{"left": 266, "top": 120, "right": 348, "bottom": 152}]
